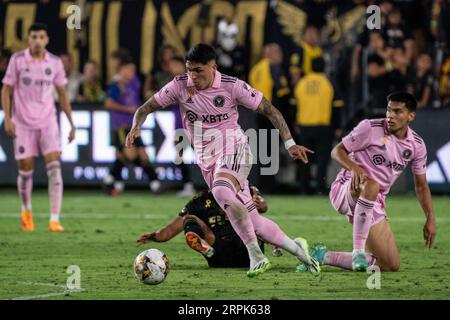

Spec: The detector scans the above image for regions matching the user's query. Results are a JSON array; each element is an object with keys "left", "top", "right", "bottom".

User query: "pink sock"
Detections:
[
  {"left": 18, "top": 170, "right": 33, "bottom": 211},
  {"left": 46, "top": 161, "right": 63, "bottom": 219},
  {"left": 237, "top": 186, "right": 285, "bottom": 247},
  {"left": 325, "top": 252, "right": 377, "bottom": 270},
  {"left": 353, "top": 197, "right": 374, "bottom": 250},
  {"left": 211, "top": 178, "right": 257, "bottom": 245}
]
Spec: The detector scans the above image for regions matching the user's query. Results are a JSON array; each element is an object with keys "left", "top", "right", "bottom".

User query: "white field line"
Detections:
[
  {"left": 10, "top": 282, "right": 84, "bottom": 300},
  {"left": 0, "top": 212, "right": 448, "bottom": 223}
]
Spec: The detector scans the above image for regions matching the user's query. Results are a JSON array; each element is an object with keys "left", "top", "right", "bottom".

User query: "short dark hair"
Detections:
[
  {"left": 185, "top": 44, "right": 216, "bottom": 64},
  {"left": 28, "top": 23, "right": 48, "bottom": 34},
  {"left": 387, "top": 91, "right": 417, "bottom": 112},
  {"left": 119, "top": 55, "right": 135, "bottom": 68},
  {"left": 311, "top": 57, "right": 325, "bottom": 72}
]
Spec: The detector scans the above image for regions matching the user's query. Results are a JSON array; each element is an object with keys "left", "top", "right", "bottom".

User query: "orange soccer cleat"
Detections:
[
  {"left": 184, "top": 231, "right": 215, "bottom": 258},
  {"left": 49, "top": 221, "right": 65, "bottom": 232},
  {"left": 21, "top": 210, "right": 35, "bottom": 232}
]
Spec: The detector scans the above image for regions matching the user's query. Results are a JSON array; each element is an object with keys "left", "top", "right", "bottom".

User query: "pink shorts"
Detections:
[
  {"left": 13, "top": 121, "right": 61, "bottom": 160},
  {"left": 201, "top": 141, "right": 253, "bottom": 190},
  {"left": 329, "top": 178, "right": 387, "bottom": 226}
]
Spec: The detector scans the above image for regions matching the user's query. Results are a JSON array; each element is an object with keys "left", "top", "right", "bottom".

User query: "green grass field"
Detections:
[{"left": 0, "top": 189, "right": 449, "bottom": 300}]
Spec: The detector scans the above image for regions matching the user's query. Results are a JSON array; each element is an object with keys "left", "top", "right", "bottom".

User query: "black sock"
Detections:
[{"left": 111, "top": 159, "right": 125, "bottom": 181}]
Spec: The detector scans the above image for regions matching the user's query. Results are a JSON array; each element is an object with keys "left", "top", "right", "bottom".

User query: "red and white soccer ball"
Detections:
[{"left": 133, "top": 249, "right": 170, "bottom": 285}]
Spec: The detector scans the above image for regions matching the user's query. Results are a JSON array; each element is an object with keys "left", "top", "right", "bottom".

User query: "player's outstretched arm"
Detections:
[
  {"left": 1, "top": 85, "right": 16, "bottom": 138},
  {"left": 137, "top": 216, "right": 184, "bottom": 244},
  {"left": 255, "top": 97, "right": 313, "bottom": 163},
  {"left": 125, "top": 96, "right": 162, "bottom": 148},
  {"left": 55, "top": 85, "right": 76, "bottom": 143},
  {"left": 413, "top": 174, "right": 436, "bottom": 249}
]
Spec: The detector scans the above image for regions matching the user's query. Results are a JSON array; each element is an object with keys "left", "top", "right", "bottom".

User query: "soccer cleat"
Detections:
[
  {"left": 294, "top": 239, "right": 322, "bottom": 274},
  {"left": 49, "top": 221, "right": 65, "bottom": 232},
  {"left": 110, "top": 188, "right": 123, "bottom": 197},
  {"left": 352, "top": 251, "right": 368, "bottom": 272},
  {"left": 247, "top": 258, "right": 272, "bottom": 278},
  {"left": 21, "top": 210, "right": 34, "bottom": 232},
  {"left": 184, "top": 231, "right": 215, "bottom": 258}
]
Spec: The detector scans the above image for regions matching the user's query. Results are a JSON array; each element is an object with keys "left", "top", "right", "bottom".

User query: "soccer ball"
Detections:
[{"left": 133, "top": 249, "right": 170, "bottom": 285}]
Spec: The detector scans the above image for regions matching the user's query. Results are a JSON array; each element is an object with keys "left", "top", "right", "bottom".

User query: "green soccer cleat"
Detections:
[
  {"left": 296, "top": 243, "right": 328, "bottom": 273},
  {"left": 294, "top": 238, "right": 321, "bottom": 275},
  {"left": 352, "top": 252, "right": 368, "bottom": 272},
  {"left": 247, "top": 258, "right": 272, "bottom": 278}
]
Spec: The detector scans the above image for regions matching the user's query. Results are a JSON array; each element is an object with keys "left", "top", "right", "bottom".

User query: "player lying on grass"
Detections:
[
  {"left": 300, "top": 92, "right": 436, "bottom": 272},
  {"left": 137, "top": 186, "right": 288, "bottom": 268},
  {"left": 126, "top": 43, "right": 320, "bottom": 277}
]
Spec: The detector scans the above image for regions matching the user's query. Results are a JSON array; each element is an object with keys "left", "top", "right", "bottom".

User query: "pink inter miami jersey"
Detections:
[
  {"left": 2, "top": 48, "right": 67, "bottom": 128},
  {"left": 335, "top": 118, "right": 427, "bottom": 205},
  {"left": 154, "top": 71, "right": 263, "bottom": 169}
]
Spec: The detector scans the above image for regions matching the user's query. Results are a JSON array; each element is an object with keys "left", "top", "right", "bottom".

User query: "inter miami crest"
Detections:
[
  {"left": 213, "top": 95, "right": 225, "bottom": 107},
  {"left": 402, "top": 149, "right": 412, "bottom": 159},
  {"left": 186, "top": 89, "right": 194, "bottom": 103},
  {"left": 45, "top": 67, "right": 52, "bottom": 76}
]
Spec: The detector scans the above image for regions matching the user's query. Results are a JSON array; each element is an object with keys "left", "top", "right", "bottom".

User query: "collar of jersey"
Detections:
[{"left": 25, "top": 48, "right": 50, "bottom": 63}]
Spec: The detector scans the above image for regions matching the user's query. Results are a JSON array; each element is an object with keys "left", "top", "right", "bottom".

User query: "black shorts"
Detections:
[
  {"left": 206, "top": 235, "right": 264, "bottom": 268},
  {"left": 112, "top": 127, "right": 144, "bottom": 151}
]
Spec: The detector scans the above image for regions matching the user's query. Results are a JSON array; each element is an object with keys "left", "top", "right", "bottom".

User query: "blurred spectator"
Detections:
[
  {"left": 293, "top": 57, "right": 342, "bottom": 194},
  {"left": 59, "top": 52, "right": 82, "bottom": 102},
  {"left": 289, "top": 25, "right": 323, "bottom": 86},
  {"left": 103, "top": 56, "right": 160, "bottom": 195},
  {"left": 143, "top": 45, "right": 175, "bottom": 100},
  {"left": 214, "top": 14, "right": 246, "bottom": 79},
  {"left": 249, "top": 43, "right": 291, "bottom": 193},
  {"left": 0, "top": 49, "right": 12, "bottom": 91},
  {"left": 407, "top": 53, "right": 434, "bottom": 109},
  {"left": 109, "top": 48, "right": 131, "bottom": 81},
  {"left": 77, "top": 60, "right": 105, "bottom": 103},
  {"left": 351, "top": 0, "right": 392, "bottom": 83},
  {"left": 439, "top": 55, "right": 450, "bottom": 107},
  {"left": 384, "top": 8, "right": 415, "bottom": 63}
]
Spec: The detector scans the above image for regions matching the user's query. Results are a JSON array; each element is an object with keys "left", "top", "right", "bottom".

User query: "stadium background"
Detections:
[{"left": 0, "top": 0, "right": 449, "bottom": 193}]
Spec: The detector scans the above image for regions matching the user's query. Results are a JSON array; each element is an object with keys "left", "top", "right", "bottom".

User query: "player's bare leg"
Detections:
[
  {"left": 183, "top": 214, "right": 215, "bottom": 258},
  {"left": 211, "top": 172, "right": 271, "bottom": 277},
  {"left": 366, "top": 219, "right": 400, "bottom": 272},
  {"left": 44, "top": 151, "right": 64, "bottom": 232},
  {"left": 17, "top": 157, "right": 35, "bottom": 231}
]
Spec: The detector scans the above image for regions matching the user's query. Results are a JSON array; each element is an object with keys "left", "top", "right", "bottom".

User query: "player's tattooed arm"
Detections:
[
  {"left": 255, "top": 97, "right": 292, "bottom": 142},
  {"left": 137, "top": 216, "right": 184, "bottom": 244},
  {"left": 413, "top": 174, "right": 436, "bottom": 249},
  {"left": 256, "top": 97, "right": 314, "bottom": 163},
  {"left": 126, "top": 96, "right": 162, "bottom": 148}
]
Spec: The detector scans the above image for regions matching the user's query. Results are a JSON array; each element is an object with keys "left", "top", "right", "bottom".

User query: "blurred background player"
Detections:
[
  {"left": 103, "top": 56, "right": 160, "bottom": 195},
  {"left": 126, "top": 43, "right": 320, "bottom": 277},
  {"left": 137, "top": 186, "right": 285, "bottom": 267},
  {"left": 301, "top": 92, "right": 436, "bottom": 272},
  {"left": 1, "top": 23, "right": 76, "bottom": 232}
]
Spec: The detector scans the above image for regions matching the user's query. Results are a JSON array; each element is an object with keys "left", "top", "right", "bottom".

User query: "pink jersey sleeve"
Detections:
[
  {"left": 53, "top": 58, "right": 68, "bottom": 87},
  {"left": 233, "top": 79, "right": 263, "bottom": 110},
  {"left": 2, "top": 55, "right": 17, "bottom": 86},
  {"left": 411, "top": 142, "right": 427, "bottom": 175},
  {"left": 154, "top": 79, "right": 180, "bottom": 108},
  {"left": 342, "top": 119, "right": 372, "bottom": 152}
]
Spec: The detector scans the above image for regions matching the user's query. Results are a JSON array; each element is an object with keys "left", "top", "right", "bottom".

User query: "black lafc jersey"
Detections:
[{"left": 179, "top": 190, "right": 234, "bottom": 238}]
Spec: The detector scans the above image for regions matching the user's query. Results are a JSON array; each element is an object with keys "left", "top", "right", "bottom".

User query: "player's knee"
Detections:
[
  {"left": 380, "top": 258, "right": 400, "bottom": 272},
  {"left": 361, "top": 179, "right": 380, "bottom": 199}
]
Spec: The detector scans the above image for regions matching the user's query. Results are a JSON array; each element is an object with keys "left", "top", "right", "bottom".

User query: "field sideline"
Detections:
[{"left": 0, "top": 189, "right": 449, "bottom": 300}]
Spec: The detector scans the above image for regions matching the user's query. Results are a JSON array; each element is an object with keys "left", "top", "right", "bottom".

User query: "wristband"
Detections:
[{"left": 284, "top": 139, "right": 296, "bottom": 150}]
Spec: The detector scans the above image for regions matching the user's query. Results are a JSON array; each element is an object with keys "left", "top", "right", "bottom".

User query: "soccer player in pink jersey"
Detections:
[
  {"left": 304, "top": 92, "right": 436, "bottom": 272},
  {"left": 125, "top": 44, "right": 320, "bottom": 277},
  {"left": 1, "top": 23, "right": 76, "bottom": 232}
]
